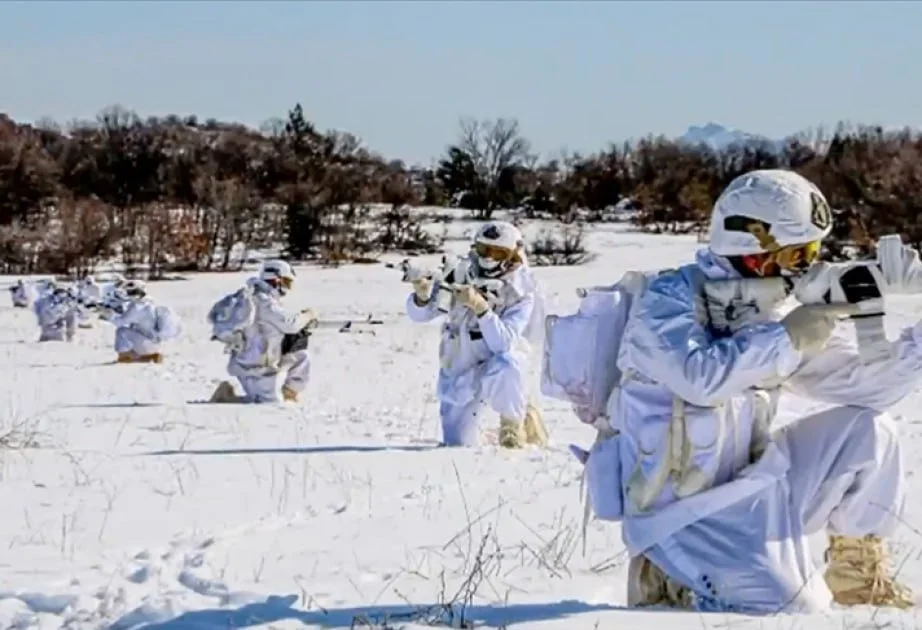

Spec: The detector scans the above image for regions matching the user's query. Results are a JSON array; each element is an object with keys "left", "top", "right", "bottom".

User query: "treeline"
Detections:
[{"left": 1, "top": 103, "right": 920, "bottom": 276}]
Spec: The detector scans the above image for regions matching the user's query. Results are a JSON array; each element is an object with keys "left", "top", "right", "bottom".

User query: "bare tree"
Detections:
[
  {"left": 3, "top": 101, "right": 922, "bottom": 277},
  {"left": 454, "top": 116, "right": 532, "bottom": 217}
]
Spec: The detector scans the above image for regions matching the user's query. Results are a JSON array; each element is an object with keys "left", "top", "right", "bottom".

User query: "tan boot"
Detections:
[
  {"left": 627, "top": 554, "right": 693, "bottom": 608},
  {"left": 116, "top": 352, "right": 134, "bottom": 363},
  {"left": 209, "top": 381, "right": 241, "bottom": 404},
  {"left": 498, "top": 417, "right": 526, "bottom": 448},
  {"left": 138, "top": 353, "right": 163, "bottom": 364},
  {"left": 281, "top": 384, "right": 299, "bottom": 402},
  {"left": 824, "top": 534, "right": 914, "bottom": 608},
  {"left": 523, "top": 403, "right": 549, "bottom": 447}
]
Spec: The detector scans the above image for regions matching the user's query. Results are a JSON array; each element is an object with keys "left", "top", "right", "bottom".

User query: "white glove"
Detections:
[
  {"left": 453, "top": 284, "right": 490, "bottom": 317},
  {"left": 411, "top": 277, "right": 432, "bottom": 305},
  {"left": 877, "top": 233, "right": 922, "bottom": 293},
  {"left": 780, "top": 304, "right": 856, "bottom": 355},
  {"left": 299, "top": 308, "right": 318, "bottom": 329}
]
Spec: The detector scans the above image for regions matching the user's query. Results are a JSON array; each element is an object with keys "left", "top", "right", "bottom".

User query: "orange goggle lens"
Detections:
[
  {"left": 269, "top": 276, "right": 293, "bottom": 291},
  {"left": 743, "top": 240, "right": 821, "bottom": 277},
  {"left": 473, "top": 243, "right": 513, "bottom": 261}
]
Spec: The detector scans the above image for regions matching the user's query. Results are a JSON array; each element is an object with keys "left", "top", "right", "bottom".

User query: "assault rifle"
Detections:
[{"left": 394, "top": 255, "right": 504, "bottom": 313}]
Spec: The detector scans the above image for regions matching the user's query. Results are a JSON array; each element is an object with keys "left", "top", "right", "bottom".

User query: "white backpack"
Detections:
[
  {"left": 152, "top": 304, "right": 182, "bottom": 341},
  {"left": 540, "top": 269, "right": 659, "bottom": 428},
  {"left": 540, "top": 269, "right": 662, "bottom": 535},
  {"left": 207, "top": 285, "right": 257, "bottom": 353}
]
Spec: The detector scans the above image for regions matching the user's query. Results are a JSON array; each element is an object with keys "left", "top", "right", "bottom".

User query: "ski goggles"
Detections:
[
  {"left": 473, "top": 242, "right": 516, "bottom": 262},
  {"left": 267, "top": 276, "right": 293, "bottom": 292},
  {"left": 741, "top": 240, "right": 821, "bottom": 277}
]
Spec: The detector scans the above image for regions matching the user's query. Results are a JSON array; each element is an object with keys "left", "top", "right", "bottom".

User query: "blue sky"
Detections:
[{"left": 1, "top": 1, "right": 919, "bottom": 165}]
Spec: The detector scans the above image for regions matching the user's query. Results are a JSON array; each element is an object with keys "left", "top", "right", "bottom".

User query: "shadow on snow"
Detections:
[
  {"left": 116, "top": 594, "right": 626, "bottom": 630},
  {"left": 58, "top": 402, "right": 166, "bottom": 409},
  {"left": 141, "top": 444, "right": 440, "bottom": 457}
]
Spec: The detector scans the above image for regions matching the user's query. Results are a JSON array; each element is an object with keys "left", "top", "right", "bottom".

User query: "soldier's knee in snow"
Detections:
[{"left": 483, "top": 353, "right": 523, "bottom": 388}]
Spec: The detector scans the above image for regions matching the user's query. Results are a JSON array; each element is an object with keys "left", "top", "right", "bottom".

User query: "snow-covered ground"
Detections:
[{"left": 3, "top": 221, "right": 922, "bottom": 630}]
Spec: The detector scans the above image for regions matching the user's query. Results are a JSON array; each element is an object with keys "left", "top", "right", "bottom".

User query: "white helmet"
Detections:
[
  {"left": 471, "top": 221, "right": 524, "bottom": 278},
  {"left": 708, "top": 169, "right": 833, "bottom": 258},
  {"left": 259, "top": 259, "right": 296, "bottom": 295}
]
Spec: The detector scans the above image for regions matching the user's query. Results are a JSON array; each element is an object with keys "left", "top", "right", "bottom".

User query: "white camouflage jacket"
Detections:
[
  {"left": 229, "top": 278, "right": 314, "bottom": 374},
  {"left": 614, "top": 248, "right": 922, "bottom": 555}
]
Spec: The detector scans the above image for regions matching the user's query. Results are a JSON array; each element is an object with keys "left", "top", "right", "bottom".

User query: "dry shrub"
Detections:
[{"left": 528, "top": 224, "right": 595, "bottom": 267}]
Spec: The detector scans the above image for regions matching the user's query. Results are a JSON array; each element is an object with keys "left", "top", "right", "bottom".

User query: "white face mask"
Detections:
[{"left": 477, "top": 255, "right": 501, "bottom": 272}]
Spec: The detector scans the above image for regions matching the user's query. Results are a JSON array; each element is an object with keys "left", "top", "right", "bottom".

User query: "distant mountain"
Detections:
[
  {"left": 678, "top": 122, "right": 922, "bottom": 156},
  {"left": 678, "top": 122, "right": 785, "bottom": 153}
]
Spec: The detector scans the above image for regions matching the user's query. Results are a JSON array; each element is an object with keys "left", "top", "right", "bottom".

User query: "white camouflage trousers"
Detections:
[
  {"left": 641, "top": 405, "right": 905, "bottom": 613},
  {"left": 438, "top": 352, "right": 527, "bottom": 446},
  {"left": 115, "top": 327, "right": 160, "bottom": 356},
  {"left": 228, "top": 349, "right": 311, "bottom": 403},
  {"left": 39, "top": 323, "right": 71, "bottom": 342}
]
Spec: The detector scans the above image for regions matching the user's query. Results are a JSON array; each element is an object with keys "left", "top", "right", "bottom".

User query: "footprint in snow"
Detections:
[{"left": 128, "top": 564, "right": 159, "bottom": 584}]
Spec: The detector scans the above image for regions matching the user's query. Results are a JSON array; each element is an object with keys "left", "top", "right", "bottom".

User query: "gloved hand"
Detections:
[
  {"left": 411, "top": 277, "right": 432, "bottom": 305},
  {"left": 780, "top": 304, "right": 856, "bottom": 355},
  {"left": 453, "top": 284, "right": 489, "bottom": 317},
  {"left": 299, "top": 307, "right": 319, "bottom": 328}
]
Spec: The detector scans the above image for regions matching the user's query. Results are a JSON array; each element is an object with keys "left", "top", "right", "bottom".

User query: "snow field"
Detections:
[{"left": 1, "top": 222, "right": 922, "bottom": 629}]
